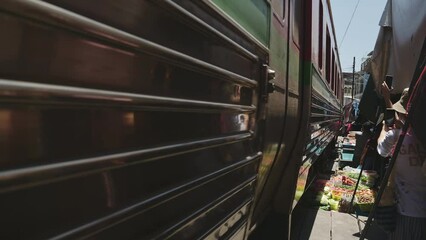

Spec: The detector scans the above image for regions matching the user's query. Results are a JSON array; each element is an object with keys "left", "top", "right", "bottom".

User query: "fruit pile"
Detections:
[
  {"left": 356, "top": 189, "right": 375, "bottom": 204},
  {"left": 342, "top": 175, "right": 355, "bottom": 186}
]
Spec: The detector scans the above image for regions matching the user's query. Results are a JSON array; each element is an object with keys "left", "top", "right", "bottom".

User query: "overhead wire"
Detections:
[{"left": 339, "top": 0, "right": 361, "bottom": 49}]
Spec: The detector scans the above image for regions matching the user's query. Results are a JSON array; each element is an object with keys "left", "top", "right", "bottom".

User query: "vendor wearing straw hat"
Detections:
[{"left": 378, "top": 83, "right": 426, "bottom": 239}]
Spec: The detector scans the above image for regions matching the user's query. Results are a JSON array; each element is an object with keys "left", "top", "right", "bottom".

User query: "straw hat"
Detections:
[{"left": 392, "top": 88, "right": 409, "bottom": 114}]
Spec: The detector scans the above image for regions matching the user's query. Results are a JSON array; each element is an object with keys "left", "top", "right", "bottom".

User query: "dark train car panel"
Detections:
[
  {"left": 38, "top": 0, "right": 264, "bottom": 79},
  {"left": 0, "top": 0, "right": 269, "bottom": 239}
]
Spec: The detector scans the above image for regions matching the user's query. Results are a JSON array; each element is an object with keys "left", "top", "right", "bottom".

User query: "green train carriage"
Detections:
[{"left": 0, "top": 0, "right": 342, "bottom": 239}]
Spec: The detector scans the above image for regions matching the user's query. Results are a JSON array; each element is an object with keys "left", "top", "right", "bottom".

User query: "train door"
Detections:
[
  {"left": 248, "top": 0, "right": 307, "bottom": 238},
  {"left": 272, "top": 0, "right": 305, "bottom": 215},
  {"left": 248, "top": 0, "right": 292, "bottom": 235}
]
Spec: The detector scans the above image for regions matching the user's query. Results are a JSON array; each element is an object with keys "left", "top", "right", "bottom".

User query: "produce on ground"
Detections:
[
  {"left": 356, "top": 189, "right": 375, "bottom": 204},
  {"left": 329, "top": 199, "right": 339, "bottom": 211},
  {"left": 312, "top": 170, "right": 377, "bottom": 212}
]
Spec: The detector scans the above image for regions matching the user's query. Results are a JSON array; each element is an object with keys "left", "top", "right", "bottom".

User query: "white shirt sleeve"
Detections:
[{"left": 377, "top": 129, "right": 401, "bottom": 157}]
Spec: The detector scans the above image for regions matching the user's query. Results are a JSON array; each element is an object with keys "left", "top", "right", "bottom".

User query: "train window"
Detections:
[
  {"left": 325, "top": 28, "right": 331, "bottom": 83},
  {"left": 333, "top": 64, "right": 336, "bottom": 93},
  {"left": 319, "top": 2, "right": 323, "bottom": 69},
  {"left": 338, "top": 73, "right": 342, "bottom": 100},
  {"left": 334, "top": 65, "right": 338, "bottom": 94},
  {"left": 283, "top": 0, "right": 286, "bottom": 19},
  {"left": 338, "top": 83, "right": 341, "bottom": 100},
  {"left": 291, "top": 0, "right": 302, "bottom": 47},
  {"left": 336, "top": 73, "right": 339, "bottom": 97},
  {"left": 340, "top": 74, "right": 342, "bottom": 100},
  {"left": 331, "top": 54, "right": 335, "bottom": 90},
  {"left": 337, "top": 72, "right": 341, "bottom": 99},
  {"left": 332, "top": 64, "right": 335, "bottom": 92},
  {"left": 339, "top": 79, "right": 341, "bottom": 100}
]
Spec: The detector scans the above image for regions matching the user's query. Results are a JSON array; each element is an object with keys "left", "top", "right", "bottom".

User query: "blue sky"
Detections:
[{"left": 330, "top": 0, "right": 388, "bottom": 72}]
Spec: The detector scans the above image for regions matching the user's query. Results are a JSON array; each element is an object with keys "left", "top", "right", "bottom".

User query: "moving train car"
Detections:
[{"left": 0, "top": 0, "right": 342, "bottom": 239}]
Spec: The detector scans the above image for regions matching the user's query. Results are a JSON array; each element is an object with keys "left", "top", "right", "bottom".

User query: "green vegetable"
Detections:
[
  {"left": 348, "top": 173, "right": 359, "bottom": 179},
  {"left": 357, "top": 184, "right": 369, "bottom": 190},
  {"left": 340, "top": 184, "right": 355, "bottom": 190},
  {"left": 324, "top": 186, "right": 331, "bottom": 194},
  {"left": 348, "top": 173, "right": 369, "bottom": 182},
  {"left": 320, "top": 194, "right": 329, "bottom": 205},
  {"left": 329, "top": 199, "right": 339, "bottom": 211},
  {"left": 320, "top": 205, "right": 330, "bottom": 211},
  {"left": 361, "top": 176, "right": 368, "bottom": 182}
]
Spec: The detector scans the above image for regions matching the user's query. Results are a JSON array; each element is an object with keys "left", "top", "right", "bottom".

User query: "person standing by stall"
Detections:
[{"left": 377, "top": 84, "right": 426, "bottom": 239}]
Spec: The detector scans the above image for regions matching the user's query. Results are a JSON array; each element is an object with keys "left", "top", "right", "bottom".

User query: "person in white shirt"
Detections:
[{"left": 377, "top": 84, "right": 426, "bottom": 239}]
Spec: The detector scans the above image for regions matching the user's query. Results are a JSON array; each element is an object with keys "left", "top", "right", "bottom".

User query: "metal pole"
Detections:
[{"left": 352, "top": 57, "right": 355, "bottom": 102}]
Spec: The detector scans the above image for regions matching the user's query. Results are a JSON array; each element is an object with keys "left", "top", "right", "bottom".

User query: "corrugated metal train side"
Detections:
[
  {"left": 0, "top": 0, "right": 343, "bottom": 239},
  {"left": 0, "top": 1, "right": 269, "bottom": 239}
]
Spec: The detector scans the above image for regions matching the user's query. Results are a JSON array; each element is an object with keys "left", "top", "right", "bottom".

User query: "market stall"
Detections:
[{"left": 312, "top": 167, "right": 377, "bottom": 214}]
